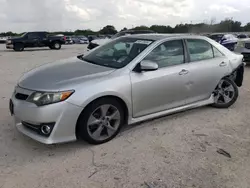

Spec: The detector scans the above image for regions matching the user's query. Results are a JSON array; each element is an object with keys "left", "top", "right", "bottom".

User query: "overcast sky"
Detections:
[{"left": 0, "top": 0, "right": 250, "bottom": 32}]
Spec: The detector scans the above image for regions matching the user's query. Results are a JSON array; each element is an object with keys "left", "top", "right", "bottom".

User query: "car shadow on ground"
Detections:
[{"left": 5, "top": 106, "right": 211, "bottom": 156}]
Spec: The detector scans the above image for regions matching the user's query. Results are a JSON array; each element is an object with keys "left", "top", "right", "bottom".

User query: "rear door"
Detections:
[
  {"left": 38, "top": 32, "right": 48, "bottom": 47},
  {"left": 183, "top": 38, "right": 230, "bottom": 104}
]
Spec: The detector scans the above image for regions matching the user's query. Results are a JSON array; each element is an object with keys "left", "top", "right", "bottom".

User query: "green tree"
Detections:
[
  {"left": 99, "top": 25, "right": 117, "bottom": 35},
  {"left": 150, "top": 25, "right": 173, "bottom": 33},
  {"left": 120, "top": 27, "right": 128, "bottom": 32},
  {"left": 132, "top": 26, "right": 150, "bottom": 30},
  {"left": 243, "top": 23, "right": 250, "bottom": 31}
]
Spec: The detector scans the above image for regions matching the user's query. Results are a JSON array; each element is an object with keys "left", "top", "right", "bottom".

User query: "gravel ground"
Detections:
[{"left": 0, "top": 44, "right": 250, "bottom": 188}]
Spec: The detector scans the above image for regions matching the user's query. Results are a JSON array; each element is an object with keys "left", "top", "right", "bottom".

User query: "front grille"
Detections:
[
  {"left": 245, "top": 43, "right": 250, "bottom": 49},
  {"left": 15, "top": 93, "right": 29, "bottom": 100},
  {"left": 22, "top": 121, "right": 41, "bottom": 132}
]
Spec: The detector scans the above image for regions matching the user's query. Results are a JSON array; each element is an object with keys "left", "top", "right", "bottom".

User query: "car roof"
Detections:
[{"left": 125, "top": 33, "right": 202, "bottom": 41}]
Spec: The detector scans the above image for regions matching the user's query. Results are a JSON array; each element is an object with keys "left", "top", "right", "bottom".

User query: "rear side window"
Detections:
[
  {"left": 213, "top": 46, "right": 224, "bottom": 57},
  {"left": 186, "top": 39, "right": 213, "bottom": 62}
]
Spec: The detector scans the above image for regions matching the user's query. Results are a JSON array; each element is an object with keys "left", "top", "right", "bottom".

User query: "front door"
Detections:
[
  {"left": 26, "top": 33, "right": 40, "bottom": 47},
  {"left": 183, "top": 39, "right": 230, "bottom": 104},
  {"left": 130, "top": 39, "right": 190, "bottom": 118}
]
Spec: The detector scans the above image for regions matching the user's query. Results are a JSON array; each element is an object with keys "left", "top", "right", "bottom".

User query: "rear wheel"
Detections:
[
  {"left": 211, "top": 77, "right": 238, "bottom": 108},
  {"left": 52, "top": 42, "right": 61, "bottom": 50},
  {"left": 77, "top": 98, "right": 124, "bottom": 145},
  {"left": 13, "top": 43, "right": 24, "bottom": 51}
]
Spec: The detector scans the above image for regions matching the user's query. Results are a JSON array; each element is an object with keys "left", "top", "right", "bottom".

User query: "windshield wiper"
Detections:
[{"left": 77, "top": 55, "right": 98, "bottom": 65}]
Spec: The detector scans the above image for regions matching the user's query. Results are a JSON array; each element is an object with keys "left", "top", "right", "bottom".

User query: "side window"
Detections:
[
  {"left": 144, "top": 40, "right": 184, "bottom": 68},
  {"left": 213, "top": 46, "right": 224, "bottom": 57},
  {"left": 186, "top": 39, "right": 213, "bottom": 62},
  {"left": 27, "top": 33, "right": 39, "bottom": 39}
]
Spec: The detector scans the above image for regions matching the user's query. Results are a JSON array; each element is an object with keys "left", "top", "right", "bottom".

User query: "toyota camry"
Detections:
[{"left": 10, "top": 34, "right": 244, "bottom": 145}]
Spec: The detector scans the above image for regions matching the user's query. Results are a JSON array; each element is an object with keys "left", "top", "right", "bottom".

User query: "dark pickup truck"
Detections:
[{"left": 6, "top": 32, "right": 66, "bottom": 51}]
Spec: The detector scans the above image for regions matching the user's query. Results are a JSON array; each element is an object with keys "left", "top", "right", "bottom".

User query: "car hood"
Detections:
[
  {"left": 10, "top": 37, "right": 23, "bottom": 40},
  {"left": 91, "top": 38, "right": 111, "bottom": 46},
  {"left": 18, "top": 56, "right": 115, "bottom": 91}
]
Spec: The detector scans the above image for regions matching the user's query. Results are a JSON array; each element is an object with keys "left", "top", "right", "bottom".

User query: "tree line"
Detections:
[{"left": 1, "top": 18, "right": 250, "bottom": 37}]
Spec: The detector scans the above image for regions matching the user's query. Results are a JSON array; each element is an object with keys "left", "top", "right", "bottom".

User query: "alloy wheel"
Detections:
[
  {"left": 214, "top": 79, "right": 235, "bottom": 104},
  {"left": 87, "top": 104, "right": 121, "bottom": 141}
]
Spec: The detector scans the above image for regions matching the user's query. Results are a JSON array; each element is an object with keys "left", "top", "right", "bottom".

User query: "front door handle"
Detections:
[
  {"left": 179, "top": 69, "right": 189, "bottom": 75},
  {"left": 219, "top": 62, "right": 227, "bottom": 67}
]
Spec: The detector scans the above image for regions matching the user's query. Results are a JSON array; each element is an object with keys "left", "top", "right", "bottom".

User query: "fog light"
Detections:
[{"left": 41, "top": 125, "right": 52, "bottom": 135}]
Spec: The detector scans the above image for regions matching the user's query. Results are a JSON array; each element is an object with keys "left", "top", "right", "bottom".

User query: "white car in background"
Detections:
[
  {"left": 235, "top": 38, "right": 250, "bottom": 63},
  {"left": 0, "top": 36, "right": 8, "bottom": 43},
  {"left": 87, "top": 30, "right": 155, "bottom": 50}
]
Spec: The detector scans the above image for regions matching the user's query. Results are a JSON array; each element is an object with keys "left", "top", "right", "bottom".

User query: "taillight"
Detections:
[{"left": 63, "top": 36, "right": 66, "bottom": 41}]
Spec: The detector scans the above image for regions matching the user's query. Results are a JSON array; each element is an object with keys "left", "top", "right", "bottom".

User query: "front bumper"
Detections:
[
  {"left": 6, "top": 44, "right": 13, "bottom": 49},
  {"left": 10, "top": 88, "right": 83, "bottom": 144}
]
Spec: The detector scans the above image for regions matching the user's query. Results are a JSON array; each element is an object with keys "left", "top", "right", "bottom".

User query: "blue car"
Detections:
[{"left": 209, "top": 34, "right": 238, "bottom": 51}]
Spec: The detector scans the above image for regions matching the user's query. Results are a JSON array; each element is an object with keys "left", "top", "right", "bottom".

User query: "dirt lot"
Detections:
[{"left": 0, "top": 44, "right": 250, "bottom": 188}]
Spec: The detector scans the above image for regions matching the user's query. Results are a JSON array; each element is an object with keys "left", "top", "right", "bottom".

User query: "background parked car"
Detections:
[
  {"left": 65, "top": 36, "right": 74, "bottom": 44},
  {"left": 87, "top": 35, "right": 98, "bottom": 42},
  {"left": 235, "top": 38, "right": 250, "bottom": 62},
  {"left": 208, "top": 33, "right": 238, "bottom": 51},
  {"left": 72, "top": 36, "right": 89, "bottom": 44},
  {"left": 237, "top": 34, "right": 249, "bottom": 39},
  {"left": 5, "top": 31, "right": 65, "bottom": 51},
  {"left": 0, "top": 36, "right": 7, "bottom": 44},
  {"left": 87, "top": 29, "right": 155, "bottom": 50}
]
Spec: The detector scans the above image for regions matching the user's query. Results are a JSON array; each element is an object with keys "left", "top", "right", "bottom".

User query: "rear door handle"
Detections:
[
  {"left": 179, "top": 69, "right": 189, "bottom": 75},
  {"left": 219, "top": 62, "right": 227, "bottom": 67}
]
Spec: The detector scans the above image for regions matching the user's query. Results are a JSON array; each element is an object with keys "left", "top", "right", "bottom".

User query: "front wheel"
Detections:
[
  {"left": 52, "top": 42, "right": 61, "bottom": 50},
  {"left": 13, "top": 43, "right": 24, "bottom": 51},
  {"left": 77, "top": 98, "right": 125, "bottom": 145},
  {"left": 211, "top": 77, "right": 238, "bottom": 108}
]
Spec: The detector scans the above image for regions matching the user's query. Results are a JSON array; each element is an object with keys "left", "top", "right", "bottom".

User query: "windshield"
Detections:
[
  {"left": 21, "top": 32, "right": 27, "bottom": 37},
  {"left": 80, "top": 37, "right": 154, "bottom": 69}
]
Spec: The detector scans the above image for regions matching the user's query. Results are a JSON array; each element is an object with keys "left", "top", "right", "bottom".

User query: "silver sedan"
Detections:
[{"left": 10, "top": 34, "right": 244, "bottom": 145}]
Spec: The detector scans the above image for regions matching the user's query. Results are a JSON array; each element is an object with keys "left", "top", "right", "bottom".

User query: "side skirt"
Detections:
[{"left": 128, "top": 95, "right": 214, "bottom": 125}]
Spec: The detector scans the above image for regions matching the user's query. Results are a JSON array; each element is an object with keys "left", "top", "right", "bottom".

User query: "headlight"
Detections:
[
  {"left": 27, "top": 90, "right": 74, "bottom": 106},
  {"left": 6, "top": 40, "right": 12, "bottom": 44}
]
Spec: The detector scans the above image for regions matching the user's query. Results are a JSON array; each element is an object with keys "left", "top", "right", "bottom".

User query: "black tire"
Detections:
[
  {"left": 52, "top": 42, "right": 61, "bottom": 50},
  {"left": 211, "top": 77, "right": 238, "bottom": 108},
  {"left": 13, "top": 43, "right": 24, "bottom": 51},
  {"left": 49, "top": 45, "right": 54, "bottom": 49},
  {"left": 76, "top": 98, "right": 125, "bottom": 145}
]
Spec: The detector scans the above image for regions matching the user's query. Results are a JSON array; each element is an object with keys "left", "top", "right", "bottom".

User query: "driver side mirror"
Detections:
[{"left": 139, "top": 60, "right": 158, "bottom": 72}]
